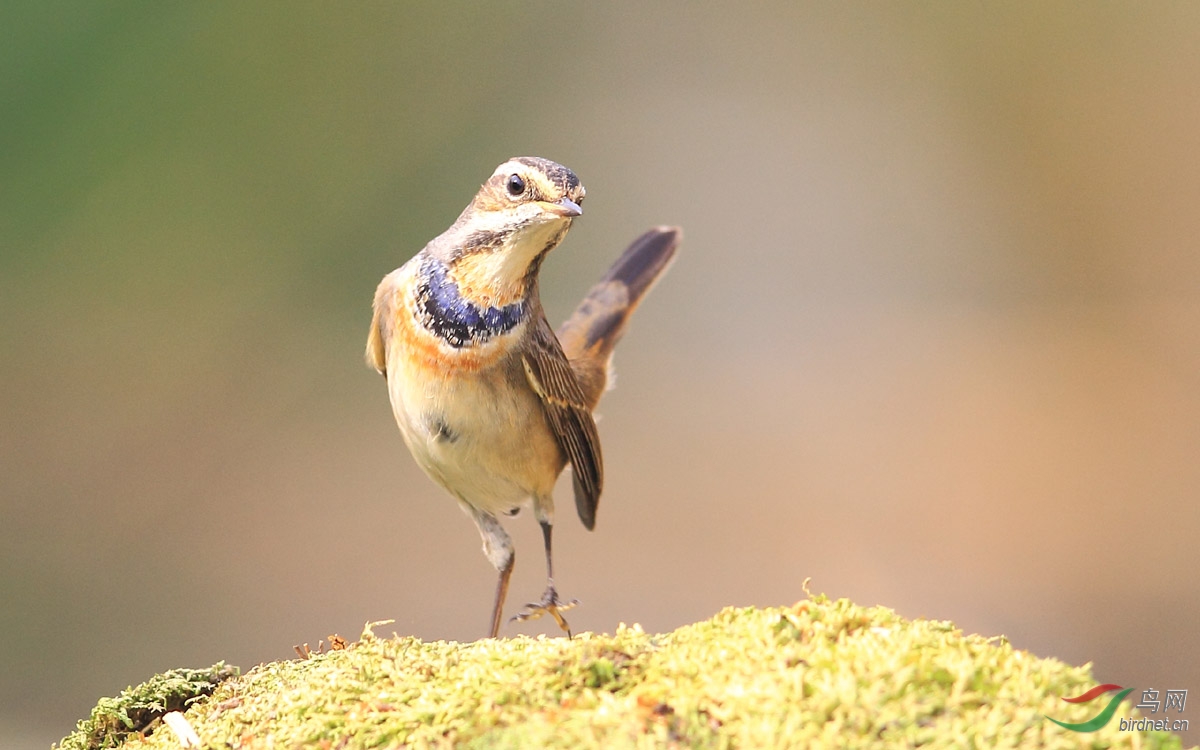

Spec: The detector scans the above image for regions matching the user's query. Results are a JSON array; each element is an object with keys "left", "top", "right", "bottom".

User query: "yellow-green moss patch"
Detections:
[{"left": 58, "top": 599, "right": 1191, "bottom": 749}]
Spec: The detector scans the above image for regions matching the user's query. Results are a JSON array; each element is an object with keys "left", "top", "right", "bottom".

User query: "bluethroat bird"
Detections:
[{"left": 367, "top": 157, "right": 679, "bottom": 638}]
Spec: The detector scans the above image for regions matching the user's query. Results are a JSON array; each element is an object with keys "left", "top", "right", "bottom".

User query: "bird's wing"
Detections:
[
  {"left": 522, "top": 317, "right": 603, "bottom": 530},
  {"left": 367, "top": 270, "right": 403, "bottom": 375}
]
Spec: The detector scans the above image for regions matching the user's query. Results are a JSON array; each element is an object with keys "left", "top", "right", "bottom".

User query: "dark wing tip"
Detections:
[{"left": 573, "top": 471, "right": 597, "bottom": 530}]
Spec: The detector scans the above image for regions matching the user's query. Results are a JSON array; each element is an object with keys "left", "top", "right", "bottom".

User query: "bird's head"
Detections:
[
  {"left": 435, "top": 157, "right": 586, "bottom": 305},
  {"left": 471, "top": 156, "right": 585, "bottom": 224}
]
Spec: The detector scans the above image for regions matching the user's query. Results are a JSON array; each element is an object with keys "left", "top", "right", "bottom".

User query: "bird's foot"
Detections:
[{"left": 510, "top": 586, "right": 579, "bottom": 637}]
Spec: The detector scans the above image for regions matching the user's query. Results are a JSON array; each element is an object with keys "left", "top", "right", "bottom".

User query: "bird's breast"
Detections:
[
  {"left": 373, "top": 257, "right": 563, "bottom": 508},
  {"left": 374, "top": 257, "right": 529, "bottom": 375}
]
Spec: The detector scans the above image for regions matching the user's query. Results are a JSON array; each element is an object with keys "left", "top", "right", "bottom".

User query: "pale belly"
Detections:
[{"left": 387, "top": 352, "right": 565, "bottom": 515}]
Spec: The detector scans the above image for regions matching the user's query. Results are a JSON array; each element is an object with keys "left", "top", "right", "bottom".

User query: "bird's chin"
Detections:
[{"left": 516, "top": 216, "right": 573, "bottom": 251}]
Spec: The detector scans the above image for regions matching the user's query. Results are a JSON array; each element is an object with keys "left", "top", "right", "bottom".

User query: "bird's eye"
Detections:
[{"left": 506, "top": 174, "right": 525, "bottom": 197}]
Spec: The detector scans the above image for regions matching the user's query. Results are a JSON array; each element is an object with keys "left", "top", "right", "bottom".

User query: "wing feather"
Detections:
[
  {"left": 522, "top": 319, "right": 603, "bottom": 529},
  {"left": 366, "top": 276, "right": 395, "bottom": 375}
]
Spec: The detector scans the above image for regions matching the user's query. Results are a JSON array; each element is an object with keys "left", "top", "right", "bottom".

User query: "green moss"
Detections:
[
  {"left": 54, "top": 663, "right": 238, "bottom": 750},
  {"left": 59, "top": 600, "right": 1191, "bottom": 749}
]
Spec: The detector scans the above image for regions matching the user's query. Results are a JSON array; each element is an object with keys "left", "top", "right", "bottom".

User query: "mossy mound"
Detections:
[
  {"left": 56, "top": 663, "right": 238, "bottom": 750},
  {"left": 58, "top": 597, "right": 1190, "bottom": 749}
]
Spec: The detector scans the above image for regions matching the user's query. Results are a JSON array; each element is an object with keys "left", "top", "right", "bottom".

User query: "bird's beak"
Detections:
[{"left": 542, "top": 197, "right": 583, "bottom": 218}]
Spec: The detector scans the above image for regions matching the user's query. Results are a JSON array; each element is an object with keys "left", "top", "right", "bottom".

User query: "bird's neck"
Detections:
[
  {"left": 431, "top": 213, "right": 571, "bottom": 302},
  {"left": 414, "top": 255, "right": 529, "bottom": 349}
]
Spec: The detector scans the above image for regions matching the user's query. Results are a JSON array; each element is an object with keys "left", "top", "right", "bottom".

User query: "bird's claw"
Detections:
[{"left": 510, "top": 588, "right": 579, "bottom": 636}]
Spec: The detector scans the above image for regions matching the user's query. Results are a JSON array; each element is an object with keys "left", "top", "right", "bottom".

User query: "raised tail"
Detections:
[{"left": 557, "top": 226, "right": 681, "bottom": 410}]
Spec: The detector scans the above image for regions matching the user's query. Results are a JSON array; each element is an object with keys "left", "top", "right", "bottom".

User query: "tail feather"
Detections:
[{"left": 558, "top": 226, "right": 680, "bottom": 409}]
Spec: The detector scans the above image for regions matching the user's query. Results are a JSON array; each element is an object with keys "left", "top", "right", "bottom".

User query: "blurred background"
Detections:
[{"left": 3, "top": 3, "right": 1198, "bottom": 746}]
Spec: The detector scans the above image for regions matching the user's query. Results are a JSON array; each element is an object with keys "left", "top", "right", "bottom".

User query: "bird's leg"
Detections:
[
  {"left": 512, "top": 520, "right": 578, "bottom": 636},
  {"left": 488, "top": 554, "right": 514, "bottom": 639},
  {"left": 471, "top": 509, "right": 515, "bottom": 639}
]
